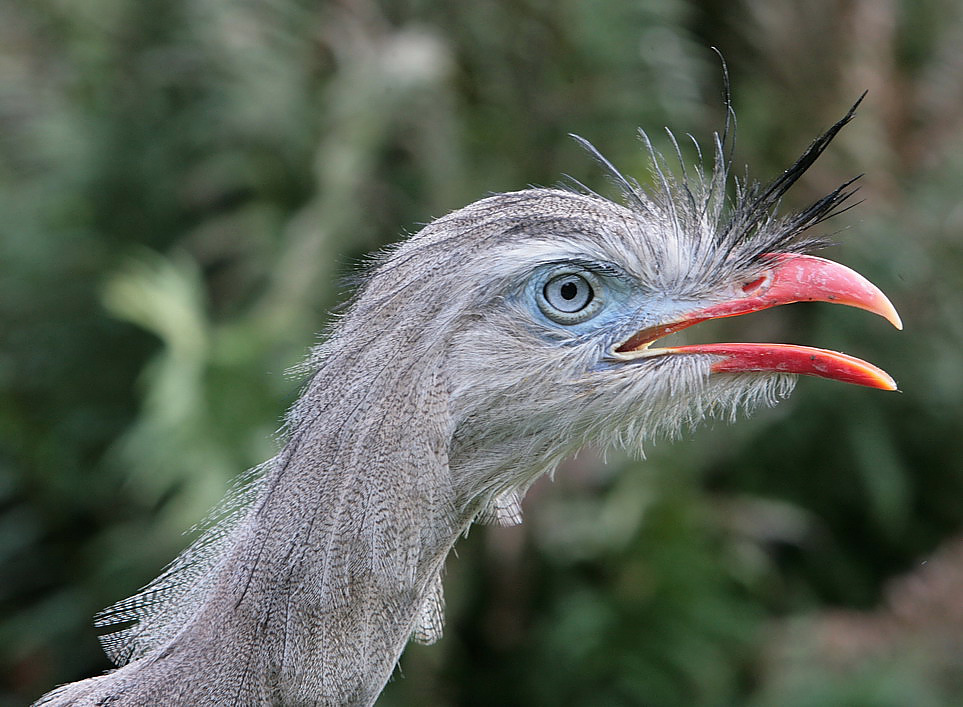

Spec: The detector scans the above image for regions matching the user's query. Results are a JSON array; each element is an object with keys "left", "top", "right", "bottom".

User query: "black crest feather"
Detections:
[{"left": 570, "top": 91, "right": 867, "bottom": 280}]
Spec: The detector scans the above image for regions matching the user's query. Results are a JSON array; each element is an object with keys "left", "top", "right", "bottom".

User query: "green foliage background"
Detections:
[{"left": 2, "top": 0, "right": 962, "bottom": 704}]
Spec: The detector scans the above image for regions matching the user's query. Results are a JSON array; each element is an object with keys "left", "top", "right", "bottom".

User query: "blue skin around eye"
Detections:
[
  {"left": 519, "top": 262, "right": 705, "bottom": 361},
  {"left": 522, "top": 262, "right": 640, "bottom": 339}
]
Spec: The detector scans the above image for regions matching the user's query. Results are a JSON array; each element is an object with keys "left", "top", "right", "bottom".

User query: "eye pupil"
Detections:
[{"left": 560, "top": 282, "right": 578, "bottom": 300}]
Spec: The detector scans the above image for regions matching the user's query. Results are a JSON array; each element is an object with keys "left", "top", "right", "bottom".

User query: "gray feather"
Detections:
[{"left": 411, "top": 571, "right": 446, "bottom": 645}]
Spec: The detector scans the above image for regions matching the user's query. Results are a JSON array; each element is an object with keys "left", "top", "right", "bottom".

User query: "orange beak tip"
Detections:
[{"left": 889, "top": 309, "right": 904, "bottom": 331}]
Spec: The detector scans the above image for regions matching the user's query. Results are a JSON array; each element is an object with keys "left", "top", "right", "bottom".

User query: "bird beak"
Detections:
[{"left": 612, "top": 254, "right": 902, "bottom": 390}]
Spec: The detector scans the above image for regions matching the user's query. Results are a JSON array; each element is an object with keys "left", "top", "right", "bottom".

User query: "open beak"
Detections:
[{"left": 612, "top": 254, "right": 902, "bottom": 390}]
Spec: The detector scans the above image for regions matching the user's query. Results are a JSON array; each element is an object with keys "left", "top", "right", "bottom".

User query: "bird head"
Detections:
[{"left": 312, "top": 99, "right": 900, "bottom": 515}]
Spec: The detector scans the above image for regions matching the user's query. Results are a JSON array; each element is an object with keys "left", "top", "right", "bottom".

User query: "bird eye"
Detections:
[
  {"left": 536, "top": 268, "right": 606, "bottom": 324},
  {"left": 544, "top": 274, "right": 593, "bottom": 312}
]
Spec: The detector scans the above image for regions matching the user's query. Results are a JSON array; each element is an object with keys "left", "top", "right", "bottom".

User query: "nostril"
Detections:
[{"left": 741, "top": 274, "right": 768, "bottom": 295}]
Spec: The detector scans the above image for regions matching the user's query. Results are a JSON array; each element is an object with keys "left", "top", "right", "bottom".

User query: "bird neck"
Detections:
[{"left": 188, "top": 352, "right": 464, "bottom": 704}]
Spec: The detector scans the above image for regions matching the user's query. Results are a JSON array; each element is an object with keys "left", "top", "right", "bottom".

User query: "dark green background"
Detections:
[{"left": 2, "top": 1, "right": 961, "bottom": 704}]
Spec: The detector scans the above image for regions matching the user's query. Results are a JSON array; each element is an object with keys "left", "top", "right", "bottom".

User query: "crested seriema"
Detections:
[{"left": 38, "top": 98, "right": 900, "bottom": 706}]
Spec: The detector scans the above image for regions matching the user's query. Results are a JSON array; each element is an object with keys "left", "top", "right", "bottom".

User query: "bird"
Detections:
[{"left": 36, "top": 97, "right": 901, "bottom": 706}]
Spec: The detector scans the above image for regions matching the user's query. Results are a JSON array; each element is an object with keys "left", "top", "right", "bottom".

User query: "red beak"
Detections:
[{"left": 614, "top": 254, "right": 902, "bottom": 390}]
